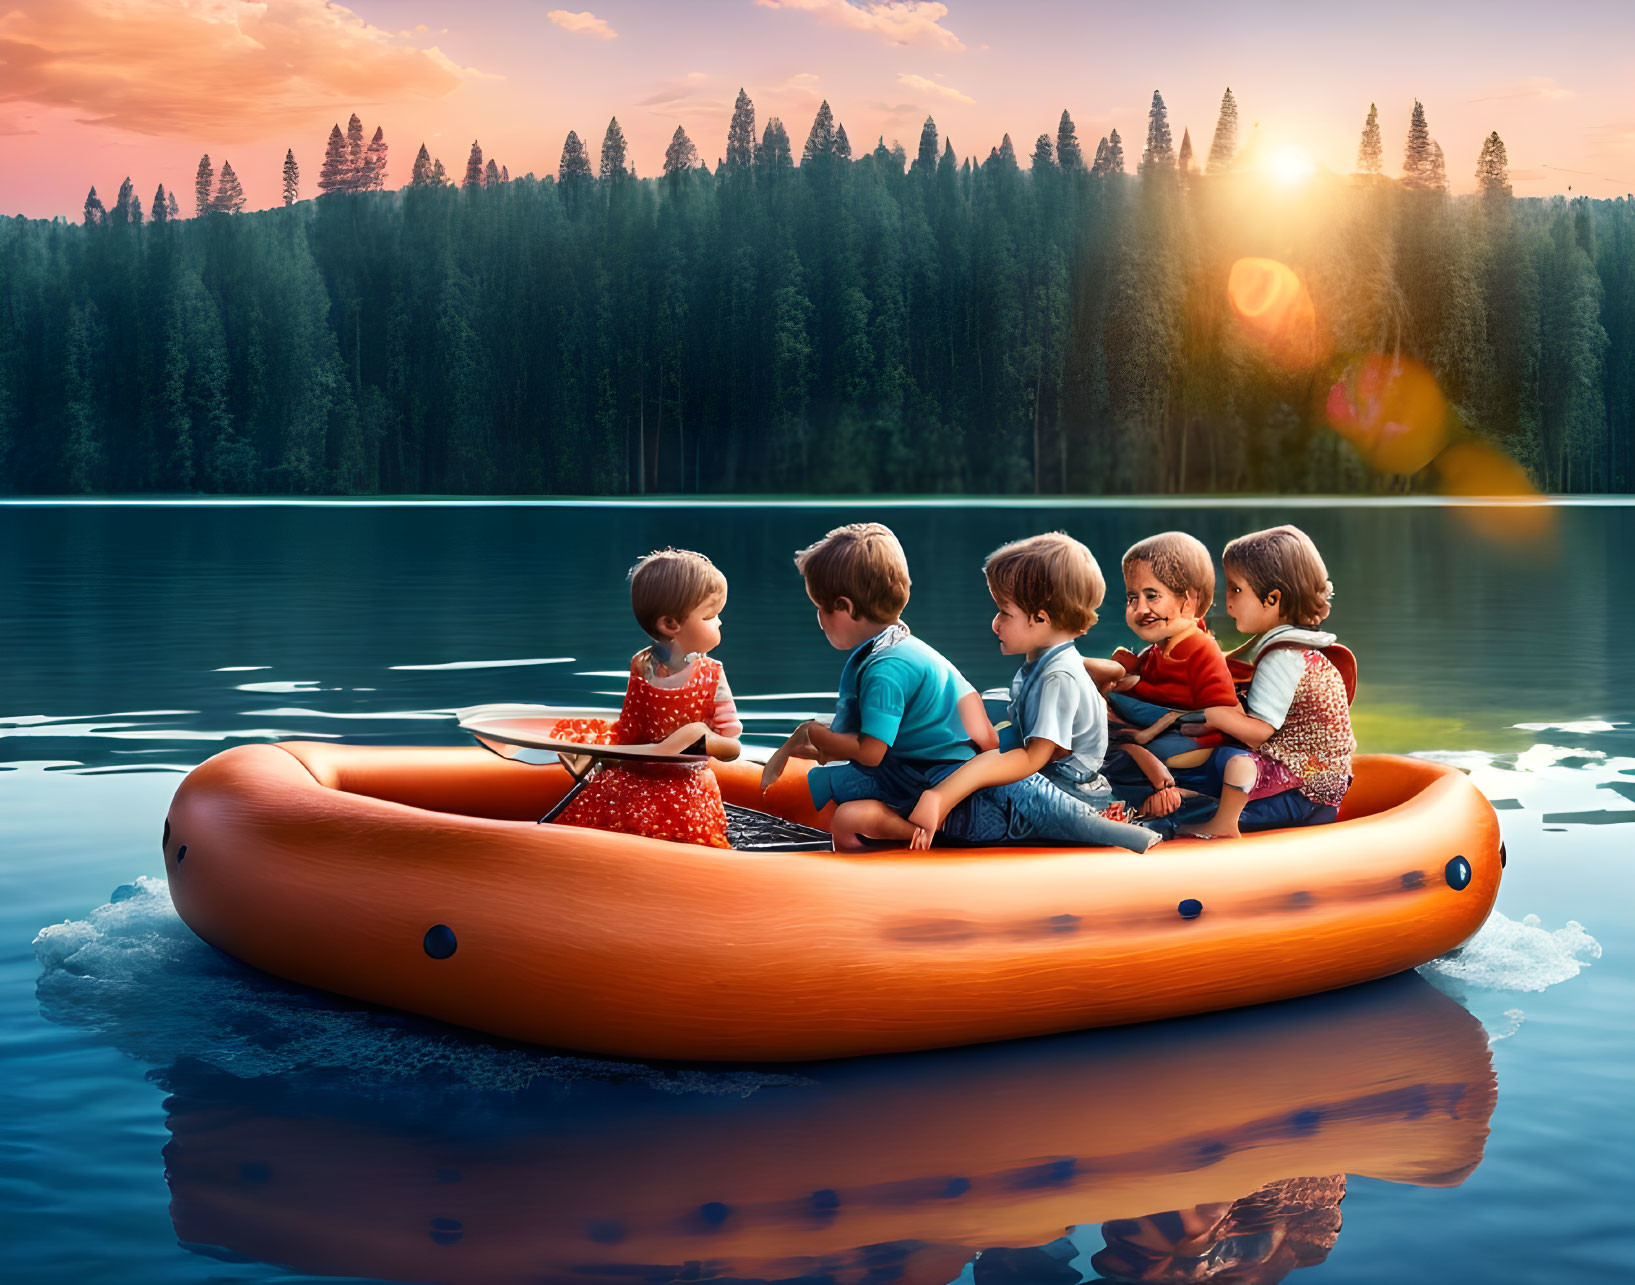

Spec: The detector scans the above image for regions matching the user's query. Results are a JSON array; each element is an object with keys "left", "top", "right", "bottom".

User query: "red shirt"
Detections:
[{"left": 1111, "top": 631, "right": 1237, "bottom": 711}]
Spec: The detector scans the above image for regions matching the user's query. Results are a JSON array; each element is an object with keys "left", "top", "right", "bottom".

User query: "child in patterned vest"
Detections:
[{"left": 1172, "top": 524, "right": 1356, "bottom": 839}]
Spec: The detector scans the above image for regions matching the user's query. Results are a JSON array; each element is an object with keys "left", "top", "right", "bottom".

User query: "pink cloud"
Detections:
[
  {"left": 897, "top": 72, "right": 973, "bottom": 104},
  {"left": 756, "top": 1, "right": 964, "bottom": 53},
  {"left": 547, "top": 10, "right": 619, "bottom": 40},
  {"left": 0, "top": 0, "right": 486, "bottom": 142}
]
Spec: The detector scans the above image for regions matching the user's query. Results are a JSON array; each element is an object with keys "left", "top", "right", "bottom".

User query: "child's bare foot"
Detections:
[{"left": 1177, "top": 819, "right": 1241, "bottom": 840}]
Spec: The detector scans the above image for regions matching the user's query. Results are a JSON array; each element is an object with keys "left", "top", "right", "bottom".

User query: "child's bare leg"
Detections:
[
  {"left": 1179, "top": 756, "right": 1256, "bottom": 839},
  {"left": 830, "top": 799, "right": 919, "bottom": 852}
]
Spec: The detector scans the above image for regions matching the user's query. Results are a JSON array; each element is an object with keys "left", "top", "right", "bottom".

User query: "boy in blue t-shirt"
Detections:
[{"left": 763, "top": 522, "right": 997, "bottom": 851}]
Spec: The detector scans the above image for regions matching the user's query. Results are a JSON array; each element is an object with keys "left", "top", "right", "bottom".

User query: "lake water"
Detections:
[{"left": 3, "top": 500, "right": 1628, "bottom": 1285}]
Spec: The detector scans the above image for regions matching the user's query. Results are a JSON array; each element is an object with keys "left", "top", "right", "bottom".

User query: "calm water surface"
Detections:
[{"left": 2, "top": 502, "right": 1629, "bottom": 1284}]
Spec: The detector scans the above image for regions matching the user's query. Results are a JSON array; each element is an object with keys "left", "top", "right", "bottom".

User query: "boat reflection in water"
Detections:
[{"left": 161, "top": 972, "right": 1495, "bottom": 1285}]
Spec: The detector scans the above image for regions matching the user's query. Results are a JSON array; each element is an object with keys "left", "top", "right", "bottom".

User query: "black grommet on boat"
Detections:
[
  {"left": 1178, "top": 898, "right": 1203, "bottom": 919},
  {"left": 429, "top": 1216, "right": 463, "bottom": 1246},
  {"left": 1445, "top": 856, "right": 1472, "bottom": 891},
  {"left": 175, "top": 844, "right": 187, "bottom": 863},
  {"left": 811, "top": 1188, "right": 840, "bottom": 1214},
  {"left": 1499, "top": 842, "right": 1507, "bottom": 869},
  {"left": 423, "top": 924, "right": 457, "bottom": 959},
  {"left": 698, "top": 1201, "right": 731, "bottom": 1228}
]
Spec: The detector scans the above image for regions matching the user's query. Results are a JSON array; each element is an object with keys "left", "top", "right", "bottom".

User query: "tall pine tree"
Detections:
[
  {"left": 464, "top": 140, "right": 485, "bottom": 187},
  {"left": 1106, "top": 129, "right": 1125, "bottom": 173},
  {"left": 560, "top": 132, "right": 593, "bottom": 181},
  {"left": 1402, "top": 100, "right": 1433, "bottom": 188},
  {"left": 318, "top": 126, "right": 350, "bottom": 195},
  {"left": 1177, "top": 128, "right": 1193, "bottom": 175},
  {"left": 1428, "top": 139, "right": 1447, "bottom": 192},
  {"left": 151, "top": 183, "right": 168, "bottom": 224},
  {"left": 1476, "top": 131, "right": 1510, "bottom": 197},
  {"left": 213, "top": 161, "right": 245, "bottom": 214},
  {"left": 194, "top": 155, "right": 213, "bottom": 216},
  {"left": 757, "top": 118, "right": 792, "bottom": 169},
  {"left": 1056, "top": 110, "right": 1083, "bottom": 170},
  {"left": 363, "top": 126, "right": 387, "bottom": 190},
  {"left": 484, "top": 158, "right": 500, "bottom": 187},
  {"left": 835, "top": 123, "right": 852, "bottom": 161},
  {"left": 1357, "top": 103, "right": 1382, "bottom": 174},
  {"left": 410, "top": 144, "right": 434, "bottom": 187},
  {"left": 725, "top": 89, "right": 756, "bottom": 171},
  {"left": 1090, "top": 137, "right": 1110, "bottom": 177},
  {"left": 1207, "top": 88, "right": 1238, "bottom": 172},
  {"left": 802, "top": 101, "right": 837, "bottom": 164},
  {"left": 663, "top": 126, "right": 699, "bottom": 177},
  {"left": 345, "top": 114, "right": 366, "bottom": 191},
  {"left": 1031, "top": 134, "right": 1055, "bottom": 170},
  {"left": 282, "top": 149, "right": 299, "bottom": 205},
  {"left": 112, "top": 177, "right": 135, "bottom": 226},
  {"left": 916, "top": 116, "right": 939, "bottom": 171},
  {"left": 82, "top": 186, "right": 104, "bottom": 226},
  {"left": 166, "top": 189, "right": 179, "bottom": 219},
  {"left": 1141, "top": 90, "right": 1174, "bottom": 173},
  {"left": 600, "top": 118, "right": 629, "bottom": 180}
]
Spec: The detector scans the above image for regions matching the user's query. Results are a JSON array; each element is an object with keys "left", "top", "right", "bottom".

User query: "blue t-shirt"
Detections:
[{"left": 830, "top": 627, "right": 977, "bottom": 764}]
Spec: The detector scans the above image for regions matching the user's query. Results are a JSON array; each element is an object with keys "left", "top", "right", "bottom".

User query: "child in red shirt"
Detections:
[{"left": 1087, "top": 532, "right": 1238, "bottom": 817}]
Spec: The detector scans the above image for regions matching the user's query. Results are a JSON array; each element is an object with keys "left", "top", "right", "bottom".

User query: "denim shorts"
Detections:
[
  {"left": 941, "top": 775, "right": 1158, "bottom": 852},
  {"left": 808, "top": 756, "right": 963, "bottom": 814}
]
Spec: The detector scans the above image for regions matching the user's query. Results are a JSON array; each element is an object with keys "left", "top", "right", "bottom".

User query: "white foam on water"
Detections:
[
  {"left": 233, "top": 680, "right": 323, "bottom": 694},
  {"left": 240, "top": 707, "right": 449, "bottom": 721},
  {"left": 1420, "top": 912, "right": 1603, "bottom": 992},
  {"left": 389, "top": 657, "right": 574, "bottom": 671},
  {"left": 34, "top": 877, "right": 801, "bottom": 1099},
  {"left": 1513, "top": 720, "right": 1621, "bottom": 733},
  {"left": 213, "top": 666, "right": 270, "bottom": 672}
]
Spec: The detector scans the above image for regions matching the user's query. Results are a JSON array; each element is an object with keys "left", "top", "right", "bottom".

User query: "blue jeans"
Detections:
[
  {"left": 941, "top": 775, "right": 1159, "bottom": 852},
  {"left": 808, "top": 755, "right": 963, "bottom": 814},
  {"left": 1105, "top": 691, "right": 1210, "bottom": 762}
]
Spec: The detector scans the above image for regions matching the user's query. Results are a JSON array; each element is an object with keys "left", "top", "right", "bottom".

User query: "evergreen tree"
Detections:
[
  {"left": 1056, "top": 110, "right": 1083, "bottom": 170},
  {"left": 83, "top": 186, "right": 105, "bottom": 226},
  {"left": 1177, "top": 128, "right": 1193, "bottom": 175},
  {"left": 410, "top": 143, "right": 434, "bottom": 187},
  {"left": 1090, "top": 137, "right": 1110, "bottom": 177},
  {"left": 166, "top": 189, "right": 179, "bottom": 219},
  {"left": 1428, "top": 139, "right": 1447, "bottom": 192},
  {"left": 890, "top": 139, "right": 907, "bottom": 170},
  {"left": 835, "top": 123, "right": 852, "bottom": 161},
  {"left": 345, "top": 113, "right": 366, "bottom": 190},
  {"left": 213, "top": 161, "right": 245, "bottom": 214},
  {"left": 1476, "top": 131, "right": 1510, "bottom": 197},
  {"left": 600, "top": 117, "right": 629, "bottom": 180},
  {"left": 725, "top": 89, "right": 756, "bottom": 171},
  {"left": 130, "top": 193, "right": 143, "bottom": 227},
  {"left": 464, "top": 140, "right": 485, "bottom": 187},
  {"left": 916, "top": 116, "right": 939, "bottom": 170},
  {"left": 282, "top": 148, "right": 299, "bottom": 205},
  {"left": 484, "top": 158, "right": 500, "bottom": 187},
  {"left": 363, "top": 126, "right": 387, "bottom": 190},
  {"left": 1207, "top": 88, "right": 1238, "bottom": 172},
  {"left": 1106, "top": 129, "right": 1125, "bottom": 173},
  {"left": 318, "top": 126, "right": 350, "bottom": 195},
  {"left": 1031, "top": 134, "right": 1055, "bottom": 170},
  {"left": 194, "top": 155, "right": 214, "bottom": 216},
  {"left": 663, "top": 126, "right": 699, "bottom": 176},
  {"left": 500, "top": 165, "right": 509, "bottom": 183},
  {"left": 756, "top": 118, "right": 792, "bottom": 169},
  {"left": 998, "top": 133, "right": 1017, "bottom": 168},
  {"left": 112, "top": 176, "right": 135, "bottom": 226},
  {"left": 802, "top": 100, "right": 836, "bottom": 164},
  {"left": 560, "top": 131, "right": 594, "bottom": 181},
  {"left": 1141, "top": 90, "right": 1174, "bottom": 173},
  {"left": 1402, "top": 100, "right": 1433, "bottom": 188},
  {"left": 152, "top": 183, "right": 168, "bottom": 224},
  {"left": 431, "top": 158, "right": 447, "bottom": 186},
  {"left": 1357, "top": 102, "right": 1382, "bottom": 174}
]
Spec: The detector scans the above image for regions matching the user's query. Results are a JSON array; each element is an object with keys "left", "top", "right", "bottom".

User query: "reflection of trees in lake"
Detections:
[{"left": 2, "top": 119, "right": 1630, "bottom": 496}]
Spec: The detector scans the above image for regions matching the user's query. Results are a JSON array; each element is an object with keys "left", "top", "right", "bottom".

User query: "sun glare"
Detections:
[{"left": 1268, "top": 146, "right": 1316, "bottom": 185}]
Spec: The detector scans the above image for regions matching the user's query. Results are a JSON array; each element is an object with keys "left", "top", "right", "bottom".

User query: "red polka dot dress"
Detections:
[{"left": 554, "top": 650, "right": 735, "bottom": 848}]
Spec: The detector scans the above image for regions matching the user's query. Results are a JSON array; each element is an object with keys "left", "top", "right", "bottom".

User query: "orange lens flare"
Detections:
[
  {"left": 1227, "top": 258, "right": 1319, "bottom": 369},
  {"left": 1435, "top": 441, "right": 1554, "bottom": 545},
  {"left": 1324, "top": 354, "right": 1450, "bottom": 476}
]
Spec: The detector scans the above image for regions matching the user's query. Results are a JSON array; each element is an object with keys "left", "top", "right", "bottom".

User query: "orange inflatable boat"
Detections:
[{"left": 162, "top": 744, "right": 1501, "bottom": 1061}]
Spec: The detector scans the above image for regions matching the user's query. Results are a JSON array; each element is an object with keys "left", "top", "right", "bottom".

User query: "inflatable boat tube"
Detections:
[{"left": 162, "top": 745, "right": 1501, "bottom": 1061}]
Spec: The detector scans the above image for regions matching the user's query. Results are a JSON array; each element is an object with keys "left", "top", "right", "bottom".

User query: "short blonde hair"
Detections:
[
  {"left": 794, "top": 522, "right": 911, "bottom": 623},
  {"left": 1122, "top": 531, "right": 1217, "bottom": 619},
  {"left": 1222, "top": 525, "right": 1334, "bottom": 628},
  {"left": 984, "top": 532, "right": 1105, "bottom": 633},
  {"left": 629, "top": 548, "right": 727, "bottom": 638}
]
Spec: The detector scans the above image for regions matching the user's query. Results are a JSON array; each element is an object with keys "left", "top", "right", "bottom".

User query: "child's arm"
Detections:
[
  {"left": 1084, "top": 656, "right": 1128, "bottom": 691},
  {"left": 806, "top": 721, "right": 889, "bottom": 767},
  {"left": 907, "top": 736, "right": 1061, "bottom": 839},
  {"left": 957, "top": 690, "right": 1000, "bottom": 752},
  {"left": 1197, "top": 703, "right": 1274, "bottom": 748}
]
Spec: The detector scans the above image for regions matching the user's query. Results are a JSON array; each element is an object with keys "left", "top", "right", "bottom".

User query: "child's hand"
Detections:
[
  {"left": 761, "top": 722, "right": 813, "bottom": 791},
  {"left": 906, "top": 790, "right": 945, "bottom": 845},
  {"left": 656, "top": 722, "right": 711, "bottom": 755},
  {"left": 1138, "top": 785, "right": 1183, "bottom": 818}
]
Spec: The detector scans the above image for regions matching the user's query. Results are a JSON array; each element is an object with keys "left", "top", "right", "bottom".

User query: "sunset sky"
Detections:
[{"left": 3, "top": 0, "right": 1633, "bottom": 219}]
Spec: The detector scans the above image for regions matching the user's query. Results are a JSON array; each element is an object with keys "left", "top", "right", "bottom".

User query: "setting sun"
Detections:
[{"left": 1267, "top": 145, "right": 1317, "bottom": 184}]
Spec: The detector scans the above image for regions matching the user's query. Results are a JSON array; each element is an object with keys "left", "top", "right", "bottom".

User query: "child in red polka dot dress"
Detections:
[{"left": 553, "top": 549, "right": 743, "bottom": 848}]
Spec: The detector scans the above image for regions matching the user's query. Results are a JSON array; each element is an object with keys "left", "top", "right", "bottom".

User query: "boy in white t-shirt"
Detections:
[{"left": 907, "top": 533, "right": 1158, "bottom": 852}]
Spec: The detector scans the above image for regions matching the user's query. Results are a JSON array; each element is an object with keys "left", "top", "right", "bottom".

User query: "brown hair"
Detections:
[
  {"left": 1122, "top": 531, "right": 1217, "bottom": 618},
  {"left": 984, "top": 532, "right": 1105, "bottom": 633},
  {"left": 1222, "top": 524, "right": 1333, "bottom": 627},
  {"left": 794, "top": 522, "right": 911, "bottom": 623},
  {"left": 628, "top": 548, "right": 727, "bottom": 638}
]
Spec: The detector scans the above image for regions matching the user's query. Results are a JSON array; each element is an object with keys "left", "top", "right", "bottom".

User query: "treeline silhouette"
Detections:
[{"left": 1, "top": 90, "right": 1631, "bottom": 495}]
